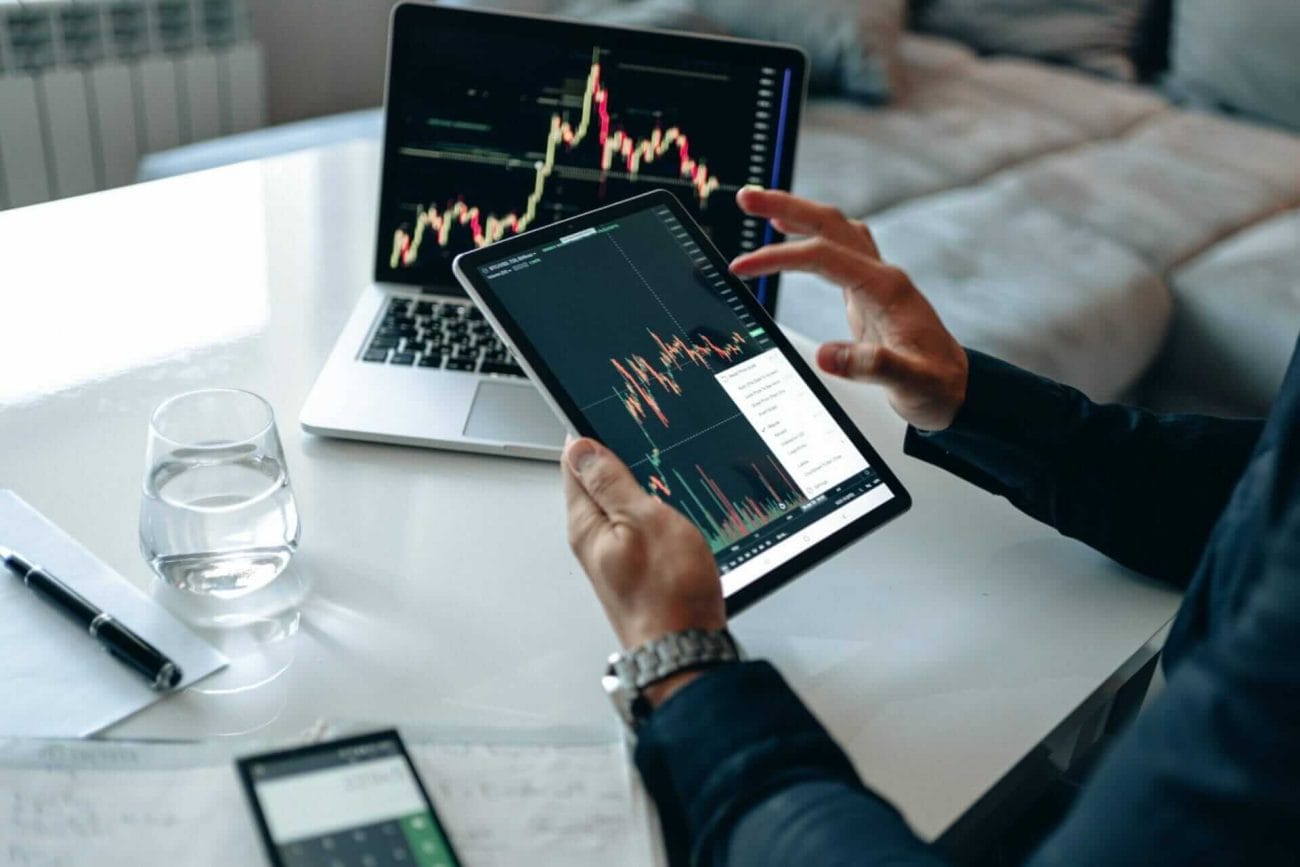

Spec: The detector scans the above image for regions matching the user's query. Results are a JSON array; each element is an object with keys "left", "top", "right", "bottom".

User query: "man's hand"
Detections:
[
  {"left": 731, "top": 188, "right": 969, "bottom": 431},
  {"left": 564, "top": 437, "right": 726, "bottom": 706},
  {"left": 563, "top": 436, "right": 725, "bottom": 649}
]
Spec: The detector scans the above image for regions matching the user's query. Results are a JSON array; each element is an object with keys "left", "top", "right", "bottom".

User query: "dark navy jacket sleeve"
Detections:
[
  {"left": 634, "top": 661, "right": 947, "bottom": 867},
  {"left": 631, "top": 345, "right": 1299, "bottom": 866},
  {"left": 637, "top": 531, "right": 1300, "bottom": 867},
  {"left": 904, "top": 350, "right": 1263, "bottom": 587}
]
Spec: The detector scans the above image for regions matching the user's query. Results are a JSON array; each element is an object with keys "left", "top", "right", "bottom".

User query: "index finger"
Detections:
[
  {"left": 730, "top": 237, "right": 900, "bottom": 314},
  {"left": 736, "top": 188, "right": 875, "bottom": 254}
]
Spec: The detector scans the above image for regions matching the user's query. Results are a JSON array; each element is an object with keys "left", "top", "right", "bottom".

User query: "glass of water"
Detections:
[{"left": 140, "top": 389, "right": 300, "bottom": 598}]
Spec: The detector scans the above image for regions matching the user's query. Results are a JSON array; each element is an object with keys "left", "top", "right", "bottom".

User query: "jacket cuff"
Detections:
[
  {"left": 903, "top": 349, "right": 1079, "bottom": 493},
  {"left": 934, "top": 349, "right": 1077, "bottom": 442}
]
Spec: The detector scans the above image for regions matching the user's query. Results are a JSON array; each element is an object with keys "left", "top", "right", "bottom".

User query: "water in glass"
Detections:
[{"left": 140, "top": 389, "right": 300, "bottom": 598}]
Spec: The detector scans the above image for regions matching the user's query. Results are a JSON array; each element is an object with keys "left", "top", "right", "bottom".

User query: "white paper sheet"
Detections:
[
  {"left": 0, "top": 728, "right": 660, "bottom": 867},
  {"left": 407, "top": 726, "right": 661, "bottom": 867},
  {"left": 0, "top": 490, "right": 228, "bottom": 737}
]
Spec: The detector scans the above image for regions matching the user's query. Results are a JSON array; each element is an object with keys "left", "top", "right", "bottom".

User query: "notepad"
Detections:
[
  {"left": 0, "top": 727, "right": 662, "bottom": 866},
  {"left": 0, "top": 490, "right": 228, "bottom": 737}
]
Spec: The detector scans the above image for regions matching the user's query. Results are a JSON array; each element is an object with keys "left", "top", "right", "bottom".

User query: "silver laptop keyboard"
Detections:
[{"left": 362, "top": 297, "right": 525, "bottom": 377}]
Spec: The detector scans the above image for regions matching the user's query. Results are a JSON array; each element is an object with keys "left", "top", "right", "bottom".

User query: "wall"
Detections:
[{"left": 250, "top": 0, "right": 393, "bottom": 124}]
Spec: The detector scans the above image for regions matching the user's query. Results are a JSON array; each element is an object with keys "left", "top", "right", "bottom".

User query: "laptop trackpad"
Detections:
[{"left": 463, "top": 380, "right": 566, "bottom": 446}]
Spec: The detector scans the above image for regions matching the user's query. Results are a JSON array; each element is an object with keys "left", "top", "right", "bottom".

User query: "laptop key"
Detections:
[
  {"left": 369, "top": 336, "right": 398, "bottom": 350},
  {"left": 418, "top": 355, "right": 443, "bottom": 368},
  {"left": 390, "top": 353, "right": 416, "bottom": 366},
  {"left": 444, "top": 357, "right": 476, "bottom": 372},
  {"left": 481, "top": 361, "right": 525, "bottom": 377},
  {"left": 363, "top": 349, "right": 389, "bottom": 363}
]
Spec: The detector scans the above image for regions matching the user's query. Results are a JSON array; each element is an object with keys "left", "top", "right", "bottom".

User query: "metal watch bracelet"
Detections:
[{"left": 602, "top": 628, "right": 741, "bottom": 730}]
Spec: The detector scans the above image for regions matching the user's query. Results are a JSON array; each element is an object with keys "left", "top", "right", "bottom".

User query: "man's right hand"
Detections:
[{"left": 731, "top": 188, "right": 969, "bottom": 432}]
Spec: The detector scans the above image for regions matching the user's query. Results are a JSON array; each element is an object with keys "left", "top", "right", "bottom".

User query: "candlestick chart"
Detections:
[
  {"left": 600, "top": 327, "right": 810, "bottom": 552},
  {"left": 600, "top": 324, "right": 808, "bottom": 551},
  {"left": 390, "top": 52, "right": 723, "bottom": 268},
  {"left": 376, "top": 31, "right": 790, "bottom": 290}
]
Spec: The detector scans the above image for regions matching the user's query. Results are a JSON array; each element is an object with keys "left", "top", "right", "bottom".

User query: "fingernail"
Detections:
[
  {"left": 835, "top": 346, "right": 850, "bottom": 373},
  {"left": 568, "top": 440, "right": 598, "bottom": 475},
  {"left": 740, "top": 183, "right": 764, "bottom": 193}
]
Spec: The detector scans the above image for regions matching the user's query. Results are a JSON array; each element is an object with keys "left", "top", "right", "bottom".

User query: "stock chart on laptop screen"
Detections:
[{"left": 375, "top": 7, "right": 803, "bottom": 305}]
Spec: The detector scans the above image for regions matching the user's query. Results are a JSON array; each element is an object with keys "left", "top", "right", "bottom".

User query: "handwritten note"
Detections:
[
  {"left": 0, "top": 730, "right": 659, "bottom": 867},
  {"left": 0, "top": 739, "right": 259, "bottom": 867},
  {"left": 415, "top": 740, "right": 657, "bottom": 867}
]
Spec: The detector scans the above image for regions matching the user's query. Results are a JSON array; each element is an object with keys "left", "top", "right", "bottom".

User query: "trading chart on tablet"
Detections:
[
  {"left": 478, "top": 203, "right": 891, "bottom": 577},
  {"left": 378, "top": 20, "right": 799, "bottom": 305}
]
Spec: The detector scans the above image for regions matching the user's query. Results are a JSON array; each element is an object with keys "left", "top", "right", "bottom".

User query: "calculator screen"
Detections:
[{"left": 242, "top": 732, "right": 458, "bottom": 867}]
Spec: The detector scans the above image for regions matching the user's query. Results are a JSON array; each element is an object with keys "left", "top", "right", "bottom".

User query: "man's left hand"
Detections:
[{"left": 563, "top": 436, "right": 726, "bottom": 661}]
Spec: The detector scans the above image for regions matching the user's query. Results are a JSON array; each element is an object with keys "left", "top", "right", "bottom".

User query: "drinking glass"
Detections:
[{"left": 140, "top": 388, "right": 300, "bottom": 598}]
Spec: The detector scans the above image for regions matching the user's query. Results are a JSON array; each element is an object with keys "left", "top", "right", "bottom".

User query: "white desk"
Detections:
[{"left": 0, "top": 142, "right": 1181, "bottom": 848}]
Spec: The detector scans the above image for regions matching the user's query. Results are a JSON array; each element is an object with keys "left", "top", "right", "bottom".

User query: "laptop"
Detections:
[{"left": 300, "top": 2, "right": 808, "bottom": 460}]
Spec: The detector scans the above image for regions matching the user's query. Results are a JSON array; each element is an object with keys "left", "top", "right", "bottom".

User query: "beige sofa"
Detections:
[{"left": 778, "top": 34, "right": 1300, "bottom": 416}]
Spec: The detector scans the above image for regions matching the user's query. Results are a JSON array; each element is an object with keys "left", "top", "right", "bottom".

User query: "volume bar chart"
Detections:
[{"left": 652, "top": 447, "right": 806, "bottom": 553}]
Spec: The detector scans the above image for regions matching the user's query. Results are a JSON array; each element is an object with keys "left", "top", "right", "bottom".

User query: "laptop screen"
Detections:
[{"left": 375, "top": 3, "right": 806, "bottom": 311}]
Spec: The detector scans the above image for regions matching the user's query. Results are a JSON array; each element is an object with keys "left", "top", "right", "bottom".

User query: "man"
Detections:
[{"left": 561, "top": 187, "right": 1300, "bottom": 864}]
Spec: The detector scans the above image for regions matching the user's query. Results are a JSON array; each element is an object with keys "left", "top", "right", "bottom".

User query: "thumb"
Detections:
[{"left": 565, "top": 438, "right": 646, "bottom": 517}]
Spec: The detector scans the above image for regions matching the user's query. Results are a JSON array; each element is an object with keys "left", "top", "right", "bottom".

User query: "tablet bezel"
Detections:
[{"left": 453, "top": 189, "right": 911, "bottom": 614}]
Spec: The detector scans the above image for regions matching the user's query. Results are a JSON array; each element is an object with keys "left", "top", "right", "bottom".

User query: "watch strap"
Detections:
[
  {"left": 604, "top": 628, "right": 742, "bottom": 732},
  {"left": 608, "top": 628, "right": 740, "bottom": 691}
]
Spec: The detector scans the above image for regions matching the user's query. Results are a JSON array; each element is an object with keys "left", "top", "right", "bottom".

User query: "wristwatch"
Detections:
[{"left": 602, "top": 627, "right": 742, "bottom": 731}]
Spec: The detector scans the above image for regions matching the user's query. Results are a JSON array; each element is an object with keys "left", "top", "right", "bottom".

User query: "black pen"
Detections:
[{"left": 1, "top": 545, "right": 183, "bottom": 690}]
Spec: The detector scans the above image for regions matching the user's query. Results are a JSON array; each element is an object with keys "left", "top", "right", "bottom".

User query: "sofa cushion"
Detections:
[
  {"left": 1164, "top": 0, "right": 1300, "bottom": 133},
  {"left": 1128, "top": 110, "right": 1300, "bottom": 194},
  {"left": 960, "top": 57, "right": 1166, "bottom": 138},
  {"left": 778, "top": 183, "right": 1171, "bottom": 401},
  {"left": 792, "top": 38, "right": 1166, "bottom": 218},
  {"left": 914, "top": 0, "right": 1150, "bottom": 80},
  {"left": 998, "top": 134, "right": 1288, "bottom": 272},
  {"left": 1156, "top": 211, "right": 1300, "bottom": 414},
  {"left": 693, "top": 0, "right": 906, "bottom": 101}
]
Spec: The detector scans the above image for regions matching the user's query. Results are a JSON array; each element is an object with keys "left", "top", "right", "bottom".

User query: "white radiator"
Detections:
[{"left": 0, "top": 0, "right": 265, "bottom": 209}]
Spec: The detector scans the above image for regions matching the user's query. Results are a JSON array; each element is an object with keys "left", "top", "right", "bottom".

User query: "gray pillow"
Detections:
[
  {"left": 440, "top": 0, "right": 906, "bottom": 101},
  {"left": 1165, "top": 0, "right": 1300, "bottom": 132},
  {"left": 915, "top": 0, "right": 1148, "bottom": 80},
  {"left": 692, "top": 0, "right": 905, "bottom": 101}
]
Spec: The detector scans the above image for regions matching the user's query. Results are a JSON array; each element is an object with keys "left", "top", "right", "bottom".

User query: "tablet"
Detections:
[{"left": 453, "top": 190, "right": 910, "bottom": 612}]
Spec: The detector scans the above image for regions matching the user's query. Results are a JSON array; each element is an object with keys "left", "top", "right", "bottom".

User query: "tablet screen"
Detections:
[{"left": 456, "top": 192, "right": 907, "bottom": 609}]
